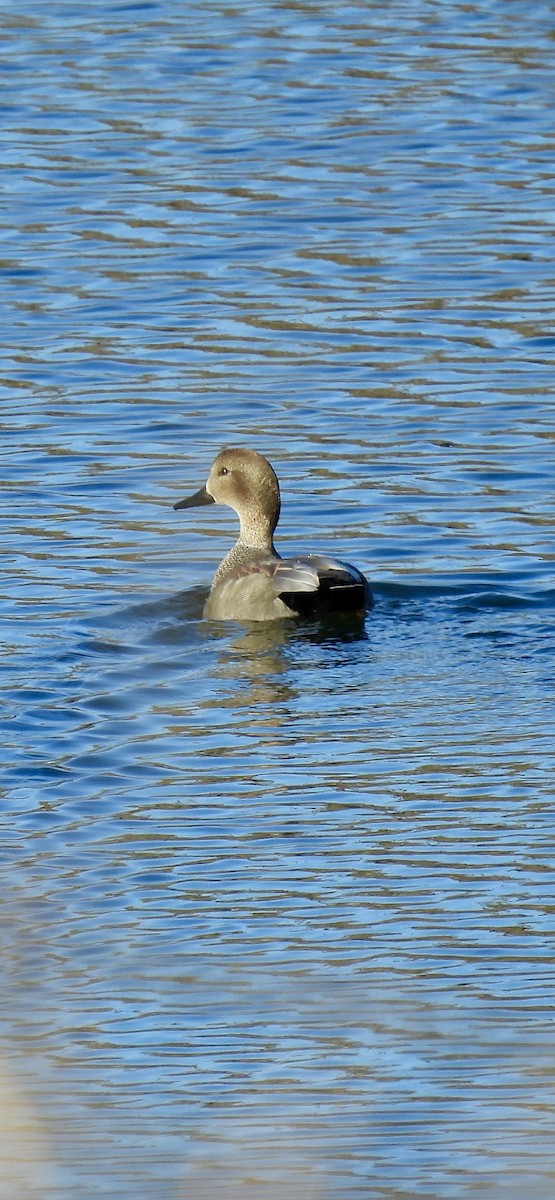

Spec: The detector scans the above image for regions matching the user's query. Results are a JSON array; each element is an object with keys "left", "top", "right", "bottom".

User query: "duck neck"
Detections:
[
  {"left": 236, "top": 494, "right": 279, "bottom": 553},
  {"left": 238, "top": 515, "right": 276, "bottom": 553}
]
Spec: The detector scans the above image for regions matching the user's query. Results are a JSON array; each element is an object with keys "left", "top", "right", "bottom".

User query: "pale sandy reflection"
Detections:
[{"left": 0, "top": 1060, "right": 52, "bottom": 1200}]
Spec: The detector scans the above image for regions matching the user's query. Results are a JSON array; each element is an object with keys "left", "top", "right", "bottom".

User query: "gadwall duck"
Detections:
[{"left": 174, "top": 448, "right": 369, "bottom": 621}]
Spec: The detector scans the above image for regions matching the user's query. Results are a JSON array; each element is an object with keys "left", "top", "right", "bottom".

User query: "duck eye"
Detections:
[{"left": 219, "top": 466, "right": 229, "bottom": 476}]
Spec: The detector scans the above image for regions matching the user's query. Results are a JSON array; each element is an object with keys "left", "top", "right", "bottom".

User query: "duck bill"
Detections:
[{"left": 174, "top": 484, "right": 215, "bottom": 511}]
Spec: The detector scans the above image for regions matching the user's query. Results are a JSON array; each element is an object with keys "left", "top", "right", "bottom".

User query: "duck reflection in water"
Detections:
[{"left": 174, "top": 448, "right": 370, "bottom": 622}]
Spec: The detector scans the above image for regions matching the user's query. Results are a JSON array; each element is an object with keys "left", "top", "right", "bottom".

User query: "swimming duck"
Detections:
[{"left": 174, "top": 448, "right": 369, "bottom": 621}]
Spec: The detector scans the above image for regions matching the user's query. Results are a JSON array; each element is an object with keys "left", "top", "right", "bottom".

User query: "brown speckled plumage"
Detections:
[{"left": 174, "top": 448, "right": 369, "bottom": 622}]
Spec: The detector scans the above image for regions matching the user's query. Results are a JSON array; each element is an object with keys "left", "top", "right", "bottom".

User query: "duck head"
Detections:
[{"left": 174, "top": 448, "right": 281, "bottom": 547}]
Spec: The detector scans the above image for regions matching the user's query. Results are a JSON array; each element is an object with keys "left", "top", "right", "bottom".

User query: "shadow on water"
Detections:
[{"left": 374, "top": 574, "right": 555, "bottom": 616}]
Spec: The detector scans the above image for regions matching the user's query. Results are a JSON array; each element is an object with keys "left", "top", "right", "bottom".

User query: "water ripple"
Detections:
[{"left": 2, "top": 2, "right": 555, "bottom": 1198}]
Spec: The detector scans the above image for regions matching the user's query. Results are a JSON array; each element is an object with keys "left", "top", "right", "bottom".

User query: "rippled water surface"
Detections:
[{"left": 2, "top": 1, "right": 555, "bottom": 1197}]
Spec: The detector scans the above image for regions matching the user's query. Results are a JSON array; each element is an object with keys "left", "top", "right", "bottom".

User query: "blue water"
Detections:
[{"left": 2, "top": 2, "right": 555, "bottom": 1197}]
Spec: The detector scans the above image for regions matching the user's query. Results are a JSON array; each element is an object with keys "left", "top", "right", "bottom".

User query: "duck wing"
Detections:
[
  {"left": 270, "top": 558, "right": 321, "bottom": 594},
  {"left": 273, "top": 554, "right": 369, "bottom": 613}
]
